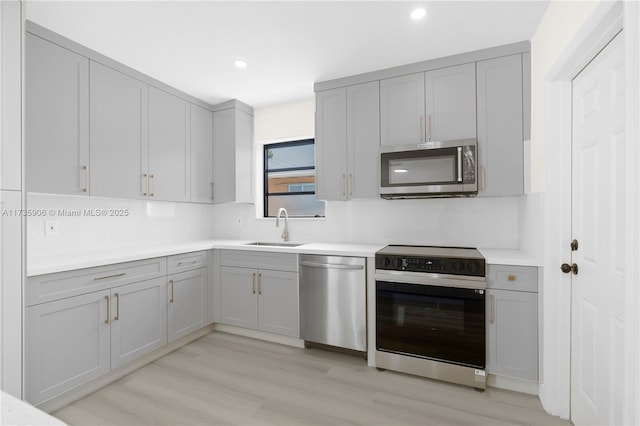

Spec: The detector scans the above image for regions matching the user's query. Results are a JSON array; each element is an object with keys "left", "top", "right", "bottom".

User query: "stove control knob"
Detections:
[
  {"left": 383, "top": 257, "right": 391, "bottom": 268},
  {"left": 452, "top": 261, "right": 465, "bottom": 273},
  {"left": 467, "top": 262, "right": 480, "bottom": 274}
]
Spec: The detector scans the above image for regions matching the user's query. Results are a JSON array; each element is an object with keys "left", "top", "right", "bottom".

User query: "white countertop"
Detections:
[
  {"left": 28, "top": 240, "right": 386, "bottom": 276},
  {"left": 478, "top": 248, "right": 541, "bottom": 267},
  {"left": 28, "top": 240, "right": 539, "bottom": 276},
  {"left": 1, "top": 391, "right": 65, "bottom": 425}
]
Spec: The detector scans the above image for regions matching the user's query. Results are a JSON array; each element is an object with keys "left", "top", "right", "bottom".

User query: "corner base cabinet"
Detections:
[{"left": 219, "top": 251, "right": 299, "bottom": 338}]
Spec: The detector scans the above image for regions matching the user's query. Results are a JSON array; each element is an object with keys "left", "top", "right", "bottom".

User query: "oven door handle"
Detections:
[
  {"left": 300, "top": 261, "right": 364, "bottom": 271},
  {"left": 457, "top": 146, "right": 463, "bottom": 182}
]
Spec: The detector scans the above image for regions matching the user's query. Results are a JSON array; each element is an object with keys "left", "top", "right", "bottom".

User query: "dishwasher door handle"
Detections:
[{"left": 299, "top": 261, "right": 364, "bottom": 270}]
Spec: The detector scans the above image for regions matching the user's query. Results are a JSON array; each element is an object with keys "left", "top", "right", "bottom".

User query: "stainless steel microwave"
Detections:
[{"left": 379, "top": 138, "right": 477, "bottom": 199}]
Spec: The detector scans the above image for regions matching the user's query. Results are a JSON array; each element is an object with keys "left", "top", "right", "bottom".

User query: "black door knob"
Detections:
[{"left": 561, "top": 263, "right": 578, "bottom": 274}]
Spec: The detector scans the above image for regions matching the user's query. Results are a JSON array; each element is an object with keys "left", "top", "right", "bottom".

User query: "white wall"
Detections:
[
  {"left": 215, "top": 98, "right": 521, "bottom": 249},
  {"left": 529, "top": 0, "right": 601, "bottom": 193},
  {"left": 27, "top": 194, "right": 216, "bottom": 258}
]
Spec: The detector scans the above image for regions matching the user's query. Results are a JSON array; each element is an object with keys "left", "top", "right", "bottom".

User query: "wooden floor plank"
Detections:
[{"left": 53, "top": 331, "right": 569, "bottom": 426}]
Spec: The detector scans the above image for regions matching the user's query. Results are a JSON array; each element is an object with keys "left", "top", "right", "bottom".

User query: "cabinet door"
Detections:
[
  {"left": 167, "top": 269, "right": 207, "bottom": 343},
  {"left": 190, "top": 104, "right": 214, "bottom": 203},
  {"left": 148, "top": 87, "right": 190, "bottom": 202},
  {"left": 219, "top": 266, "right": 258, "bottom": 330},
  {"left": 257, "top": 269, "right": 299, "bottom": 338},
  {"left": 380, "top": 73, "right": 425, "bottom": 146},
  {"left": 110, "top": 278, "right": 167, "bottom": 369},
  {"left": 487, "top": 289, "right": 538, "bottom": 381},
  {"left": 25, "top": 33, "right": 89, "bottom": 195},
  {"left": 477, "top": 54, "right": 524, "bottom": 196},
  {"left": 425, "top": 63, "right": 476, "bottom": 141},
  {"left": 211, "top": 108, "right": 253, "bottom": 204},
  {"left": 90, "top": 61, "right": 149, "bottom": 200},
  {"left": 347, "top": 81, "right": 380, "bottom": 199},
  {"left": 315, "top": 87, "right": 347, "bottom": 201},
  {"left": 25, "top": 290, "right": 110, "bottom": 405}
]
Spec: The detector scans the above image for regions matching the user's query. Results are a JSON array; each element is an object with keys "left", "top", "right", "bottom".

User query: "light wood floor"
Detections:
[{"left": 53, "top": 332, "right": 569, "bottom": 426}]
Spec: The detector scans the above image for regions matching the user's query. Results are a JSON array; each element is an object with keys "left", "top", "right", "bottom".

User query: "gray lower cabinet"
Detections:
[
  {"left": 316, "top": 81, "right": 380, "bottom": 201},
  {"left": 110, "top": 278, "right": 168, "bottom": 369},
  {"left": 167, "top": 268, "right": 207, "bottom": 343},
  {"left": 219, "top": 250, "right": 299, "bottom": 338},
  {"left": 26, "top": 32, "right": 89, "bottom": 195},
  {"left": 89, "top": 61, "right": 149, "bottom": 199},
  {"left": 476, "top": 54, "right": 524, "bottom": 196},
  {"left": 148, "top": 87, "right": 190, "bottom": 202},
  {"left": 25, "top": 289, "right": 110, "bottom": 405},
  {"left": 25, "top": 276, "right": 168, "bottom": 405},
  {"left": 25, "top": 252, "right": 211, "bottom": 406},
  {"left": 486, "top": 264, "right": 538, "bottom": 382}
]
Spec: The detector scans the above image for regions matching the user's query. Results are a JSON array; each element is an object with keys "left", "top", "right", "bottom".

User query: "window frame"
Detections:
[{"left": 263, "top": 138, "right": 321, "bottom": 218}]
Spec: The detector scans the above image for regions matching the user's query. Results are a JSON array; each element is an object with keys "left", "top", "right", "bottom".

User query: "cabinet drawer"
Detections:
[
  {"left": 26, "top": 257, "right": 167, "bottom": 306},
  {"left": 167, "top": 251, "right": 209, "bottom": 274},
  {"left": 221, "top": 250, "right": 297, "bottom": 272},
  {"left": 487, "top": 264, "right": 538, "bottom": 292}
]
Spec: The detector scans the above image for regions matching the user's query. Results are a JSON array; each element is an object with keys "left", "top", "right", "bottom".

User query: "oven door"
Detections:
[
  {"left": 376, "top": 280, "right": 485, "bottom": 369},
  {"left": 379, "top": 139, "right": 477, "bottom": 198}
]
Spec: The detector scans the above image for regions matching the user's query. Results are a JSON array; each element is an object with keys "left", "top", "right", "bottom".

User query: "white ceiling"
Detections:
[{"left": 25, "top": 1, "right": 550, "bottom": 109}]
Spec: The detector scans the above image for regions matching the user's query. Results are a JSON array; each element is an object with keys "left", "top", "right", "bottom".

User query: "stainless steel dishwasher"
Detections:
[{"left": 298, "top": 254, "right": 366, "bottom": 352}]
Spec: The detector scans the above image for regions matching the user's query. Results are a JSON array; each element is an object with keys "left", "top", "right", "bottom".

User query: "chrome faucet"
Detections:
[{"left": 276, "top": 207, "right": 289, "bottom": 242}]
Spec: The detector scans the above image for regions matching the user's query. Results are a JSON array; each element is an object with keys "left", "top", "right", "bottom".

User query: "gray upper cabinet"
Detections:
[
  {"left": 380, "top": 64, "right": 476, "bottom": 147},
  {"left": 148, "top": 87, "right": 191, "bottom": 202},
  {"left": 315, "top": 87, "right": 347, "bottom": 201},
  {"left": 90, "top": 61, "right": 149, "bottom": 200},
  {"left": 316, "top": 82, "right": 380, "bottom": 201},
  {"left": 26, "top": 33, "right": 89, "bottom": 195},
  {"left": 212, "top": 104, "right": 253, "bottom": 204},
  {"left": 476, "top": 54, "right": 524, "bottom": 197},
  {"left": 424, "top": 63, "right": 476, "bottom": 142},
  {"left": 380, "top": 73, "right": 425, "bottom": 147},
  {"left": 347, "top": 82, "right": 380, "bottom": 199},
  {"left": 190, "top": 104, "right": 214, "bottom": 204}
]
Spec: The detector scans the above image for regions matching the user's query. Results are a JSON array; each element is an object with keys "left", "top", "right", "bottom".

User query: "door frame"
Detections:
[{"left": 542, "top": 0, "right": 639, "bottom": 423}]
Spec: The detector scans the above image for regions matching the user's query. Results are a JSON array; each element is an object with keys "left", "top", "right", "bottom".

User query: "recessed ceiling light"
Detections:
[
  {"left": 394, "top": 169, "right": 409, "bottom": 173},
  {"left": 410, "top": 8, "right": 427, "bottom": 20},
  {"left": 234, "top": 59, "right": 247, "bottom": 69}
]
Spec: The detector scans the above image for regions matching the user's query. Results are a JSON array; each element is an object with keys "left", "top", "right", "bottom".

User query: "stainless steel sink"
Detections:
[{"left": 245, "top": 242, "right": 304, "bottom": 248}]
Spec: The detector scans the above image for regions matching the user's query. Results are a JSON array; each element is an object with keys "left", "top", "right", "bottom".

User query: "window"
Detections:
[{"left": 264, "top": 139, "right": 325, "bottom": 218}]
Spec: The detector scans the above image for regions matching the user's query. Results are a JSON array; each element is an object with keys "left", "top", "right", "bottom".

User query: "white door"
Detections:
[{"left": 571, "top": 31, "right": 625, "bottom": 425}]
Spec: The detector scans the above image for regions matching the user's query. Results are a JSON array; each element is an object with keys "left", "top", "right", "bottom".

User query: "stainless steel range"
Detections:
[{"left": 375, "top": 245, "right": 487, "bottom": 389}]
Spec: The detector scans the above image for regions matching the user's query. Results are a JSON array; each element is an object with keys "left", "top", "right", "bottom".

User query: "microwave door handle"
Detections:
[{"left": 456, "top": 147, "right": 463, "bottom": 182}]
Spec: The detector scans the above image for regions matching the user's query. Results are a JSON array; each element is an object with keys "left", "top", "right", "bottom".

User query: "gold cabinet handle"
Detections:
[
  {"left": 348, "top": 173, "right": 353, "bottom": 197},
  {"left": 94, "top": 272, "right": 126, "bottom": 281},
  {"left": 508, "top": 274, "right": 516, "bottom": 282},
  {"left": 341, "top": 174, "right": 346, "bottom": 197},
  {"left": 114, "top": 293, "right": 120, "bottom": 321},
  {"left": 82, "top": 165, "right": 89, "bottom": 193},
  {"left": 489, "top": 294, "right": 495, "bottom": 324},
  {"left": 258, "top": 272, "right": 262, "bottom": 295},
  {"left": 419, "top": 116, "right": 424, "bottom": 143},
  {"left": 143, "top": 173, "right": 148, "bottom": 196},
  {"left": 252, "top": 273, "right": 256, "bottom": 294},
  {"left": 428, "top": 114, "right": 432, "bottom": 141},
  {"left": 169, "top": 279, "right": 174, "bottom": 303},
  {"left": 104, "top": 295, "right": 110, "bottom": 324},
  {"left": 480, "top": 165, "right": 486, "bottom": 192},
  {"left": 149, "top": 174, "right": 156, "bottom": 197},
  {"left": 210, "top": 182, "right": 214, "bottom": 201}
]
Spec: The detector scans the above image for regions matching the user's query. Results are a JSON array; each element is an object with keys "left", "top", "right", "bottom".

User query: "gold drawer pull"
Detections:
[
  {"left": 94, "top": 272, "right": 126, "bottom": 281},
  {"left": 507, "top": 275, "right": 516, "bottom": 281}
]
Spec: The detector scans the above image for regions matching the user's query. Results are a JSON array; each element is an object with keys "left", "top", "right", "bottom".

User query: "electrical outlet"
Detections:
[{"left": 45, "top": 220, "right": 60, "bottom": 236}]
